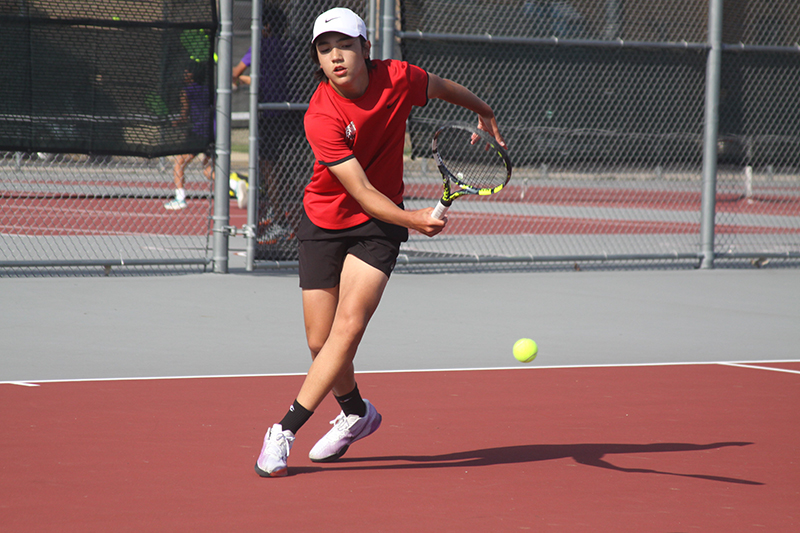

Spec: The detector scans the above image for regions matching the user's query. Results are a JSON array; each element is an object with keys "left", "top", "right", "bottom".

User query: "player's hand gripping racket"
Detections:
[{"left": 430, "top": 122, "right": 512, "bottom": 219}]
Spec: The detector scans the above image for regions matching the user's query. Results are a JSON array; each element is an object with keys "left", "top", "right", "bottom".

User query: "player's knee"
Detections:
[
  {"left": 332, "top": 315, "right": 369, "bottom": 346},
  {"left": 307, "top": 338, "right": 325, "bottom": 358}
]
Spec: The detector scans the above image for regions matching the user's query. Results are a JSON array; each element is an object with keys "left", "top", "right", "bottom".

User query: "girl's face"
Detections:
[{"left": 315, "top": 32, "right": 370, "bottom": 99}]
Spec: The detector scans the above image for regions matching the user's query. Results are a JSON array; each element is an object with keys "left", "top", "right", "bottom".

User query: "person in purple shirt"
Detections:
[
  {"left": 165, "top": 62, "right": 215, "bottom": 211},
  {"left": 231, "top": 7, "right": 299, "bottom": 237},
  {"left": 232, "top": 7, "right": 289, "bottom": 108}
]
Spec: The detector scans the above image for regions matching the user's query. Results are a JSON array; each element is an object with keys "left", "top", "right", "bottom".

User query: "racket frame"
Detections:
[{"left": 430, "top": 122, "right": 511, "bottom": 219}]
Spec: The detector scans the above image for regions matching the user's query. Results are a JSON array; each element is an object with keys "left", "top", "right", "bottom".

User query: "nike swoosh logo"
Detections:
[
  {"left": 325, "top": 17, "right": 339, "bottom": 23},
  {"left": 386, "top": 99, "right": 398, "bottom": 109}
]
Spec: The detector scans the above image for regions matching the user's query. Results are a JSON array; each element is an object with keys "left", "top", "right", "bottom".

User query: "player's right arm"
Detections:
[{"left": 328, "top": 158, "right": 446, "bottom": 237}]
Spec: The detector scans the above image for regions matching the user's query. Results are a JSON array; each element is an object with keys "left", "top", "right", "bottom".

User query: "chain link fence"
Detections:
[
  {"left": 713, "top": 0, "right": 800, "bottom": 262},
  {"left": 1, "top": 0, "right": 216, "bottom": 275},
  {"left": 245, "top": 0, "right": 798, "bottom": 270},
  {"left": 0, "top": 152, "right": 213, "bottom": 275},
  {"left": 396, "top": 0, "right": 800, "bottom": 269},
  {"left": 2, "top": 0, "right": 799, "bottom": 275}
]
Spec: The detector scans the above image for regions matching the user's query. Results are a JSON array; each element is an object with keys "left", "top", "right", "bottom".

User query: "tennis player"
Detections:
[{"left": 256, "top": 7, "right": 506, "bottom": 477}]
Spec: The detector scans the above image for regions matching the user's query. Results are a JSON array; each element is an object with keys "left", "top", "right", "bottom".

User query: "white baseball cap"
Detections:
[{"left": 312, "top": 7, "right": 367, "bottom": 43}]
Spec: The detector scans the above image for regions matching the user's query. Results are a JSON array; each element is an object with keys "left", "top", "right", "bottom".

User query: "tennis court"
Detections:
[{"left": 2, "top": 265, "right": 798, "bottom": 531}]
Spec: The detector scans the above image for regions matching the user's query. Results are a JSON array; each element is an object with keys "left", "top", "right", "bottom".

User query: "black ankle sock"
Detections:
[
  {"left": 279, "top": 399, "right": 313, "bottom": 435},
  {"left": 335, "top": 385, "right": 367, "bottom": 418}
]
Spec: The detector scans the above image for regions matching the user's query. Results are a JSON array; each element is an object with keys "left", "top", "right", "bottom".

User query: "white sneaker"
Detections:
[
  {"left": 236, "top": 180, "right": 249, "bottom": 209},
  {"left": 164, "top": 198, "right": 187, "bottom": 210},
  {"left": 255, "top": 424, "right": 295, "bottom": 477},
  {"left": 228, "top": 172, "right": 241, "bottom": 198},
  {"left": 309, "top": 399, "right": 382, "bottom": 463}
]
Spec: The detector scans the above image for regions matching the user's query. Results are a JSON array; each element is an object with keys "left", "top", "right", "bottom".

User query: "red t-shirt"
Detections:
[{"left": 303, "top": 59, "right": 429, "bottom": 230}]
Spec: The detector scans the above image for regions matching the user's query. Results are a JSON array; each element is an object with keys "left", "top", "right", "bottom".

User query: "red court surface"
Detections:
[
  {"left": 0, "top": 197, "right": 247, "bottom": 236},
  {"left": 4, "top": 183, "right": 795, "bottom": 237},
  {"left": 2, "top": 362, "right": 797, "bottom": 532}
]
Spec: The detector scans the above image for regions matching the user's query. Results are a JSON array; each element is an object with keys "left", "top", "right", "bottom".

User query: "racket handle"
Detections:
[{"left": 431, "top": 200, "right": 450, "bottom": 220}]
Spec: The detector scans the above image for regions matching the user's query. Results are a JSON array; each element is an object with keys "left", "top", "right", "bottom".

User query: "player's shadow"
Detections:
[{"left": 294, "top": 441, "right": 762, "bottom": 485}]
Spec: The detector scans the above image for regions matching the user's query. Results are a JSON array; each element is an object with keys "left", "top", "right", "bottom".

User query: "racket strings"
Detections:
[{"left": 437, "top": 130, "right": 508, "bottom": 191}]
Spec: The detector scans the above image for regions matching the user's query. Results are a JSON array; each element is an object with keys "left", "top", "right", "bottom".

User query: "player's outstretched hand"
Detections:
[
  {"left": 477, "top": 114, "right": 507, "bottom": 151},
  {"left": 410, "top": 208, "right": 447, "bottom": 237}
]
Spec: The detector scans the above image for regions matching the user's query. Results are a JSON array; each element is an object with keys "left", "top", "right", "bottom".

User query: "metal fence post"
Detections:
[
  {"left": 699, "top": 0, "right": 723, "bottom": 269},
  {"left": 245, "top": 0, "right": 263, "bottom": 272},
  {"left": 212, "top": 0, "right": 233, "bottom": 273},
  {"left": 381, "top": 0, "right": 395, "bottom": 60},
  {"left": 368, "top": 0, "right": 380, "bottom": 56}
]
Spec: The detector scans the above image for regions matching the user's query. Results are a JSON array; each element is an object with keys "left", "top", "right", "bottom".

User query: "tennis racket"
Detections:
[{"left": 430, "top": 122, "right": 512, "bottom": 220}]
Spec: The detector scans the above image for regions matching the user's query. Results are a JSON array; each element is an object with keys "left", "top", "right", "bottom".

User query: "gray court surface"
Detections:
[{"left": 1, "top": 248, "right": 798, "bottom": 383}]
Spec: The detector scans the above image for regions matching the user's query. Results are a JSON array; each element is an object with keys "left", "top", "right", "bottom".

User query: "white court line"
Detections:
[
  {"left": 1, "top": 359, "right": 799, "bottom": 386},
  {"left": 719, "top": 362, "right": 800, "bottom": 375}
]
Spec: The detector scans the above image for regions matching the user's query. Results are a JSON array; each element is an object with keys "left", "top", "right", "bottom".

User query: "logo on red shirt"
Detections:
[
  {"left": 345, "top": 121, "right": 356, "bottom": 141},
  {"left": 345, "top": 121, "right": 357, "bottom": 149}
]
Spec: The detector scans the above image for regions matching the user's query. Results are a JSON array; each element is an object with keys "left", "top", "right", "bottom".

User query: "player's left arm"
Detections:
[
  {"left": 232, "top": 61, "right": 250, "bottom": 88},
  {"left": 427, "top": 73, "right": 507, "bottom": 149}
]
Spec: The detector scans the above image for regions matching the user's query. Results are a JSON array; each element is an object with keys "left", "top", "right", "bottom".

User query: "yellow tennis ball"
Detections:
[{"left": 513, "top": 338, "right": 538, "bottom": 363}]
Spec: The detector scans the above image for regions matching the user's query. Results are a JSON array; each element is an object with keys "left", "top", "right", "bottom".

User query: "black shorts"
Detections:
[{"left": 297, "top": 209, "right": 408, "bottom": 290}]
